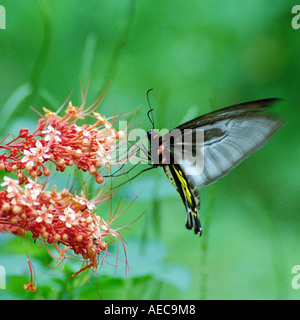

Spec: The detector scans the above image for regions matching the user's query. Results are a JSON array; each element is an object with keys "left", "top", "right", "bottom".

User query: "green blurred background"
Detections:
[{"left": 0, "top": 0, "right": 299, "bottom": 300}]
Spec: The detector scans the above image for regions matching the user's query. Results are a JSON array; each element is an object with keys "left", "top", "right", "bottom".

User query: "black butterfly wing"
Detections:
[{"left": 163, "top": 98, "right": 283, "bottom": 187}]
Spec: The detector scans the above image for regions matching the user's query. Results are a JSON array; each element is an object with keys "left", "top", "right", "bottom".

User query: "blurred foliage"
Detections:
[{"left": 0, "top": 0, "right": 300, "bottom": 300}]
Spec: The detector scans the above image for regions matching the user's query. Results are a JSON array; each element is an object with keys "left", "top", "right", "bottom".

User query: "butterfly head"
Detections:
[
  {"left": 147, "top": 130, "right": 167, "bottom": 165},
  {"left": 147, "top": 129, "right": 162, "bottom": 144}
]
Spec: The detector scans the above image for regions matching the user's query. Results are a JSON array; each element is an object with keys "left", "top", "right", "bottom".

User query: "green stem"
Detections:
[
  {"left": 101, "top": 0, "right": 136, "bottom": 90},
  {"left": 4, "top": 0, "right": 51, "bottom": 129}
]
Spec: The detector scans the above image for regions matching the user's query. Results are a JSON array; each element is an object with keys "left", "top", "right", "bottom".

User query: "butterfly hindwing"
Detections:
[{"left": 163, "top": 164, "right": 202, "bottom": 235}]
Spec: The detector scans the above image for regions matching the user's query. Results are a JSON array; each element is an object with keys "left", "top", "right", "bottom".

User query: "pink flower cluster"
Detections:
[
  {"left": 0, "top": 94, "right": 132, "bottom": 292},
  {"left": 0, "top": 101, "right": 125, "bottom": 185}
]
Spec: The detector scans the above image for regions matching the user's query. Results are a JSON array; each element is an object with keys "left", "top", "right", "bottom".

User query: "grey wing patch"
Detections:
[{"left": 196, "top": 116, "right": 283, "bottom": 186}]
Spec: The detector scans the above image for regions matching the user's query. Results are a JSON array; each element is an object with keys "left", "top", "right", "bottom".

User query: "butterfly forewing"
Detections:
[
  {"left": 163, "top": 99, "right": 283, "bottom": 187},
  {"left": 174, "top": 98, "right": 281, "bottom": 130}
]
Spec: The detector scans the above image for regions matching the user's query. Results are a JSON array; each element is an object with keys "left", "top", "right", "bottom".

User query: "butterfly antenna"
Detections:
[{"left": 146, "top": 88, "right": 155, "bottom": 129}]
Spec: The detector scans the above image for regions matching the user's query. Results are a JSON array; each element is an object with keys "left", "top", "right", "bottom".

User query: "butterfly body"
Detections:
[{"left": 146, "top": 98, "right": 283, "bottom": 235}]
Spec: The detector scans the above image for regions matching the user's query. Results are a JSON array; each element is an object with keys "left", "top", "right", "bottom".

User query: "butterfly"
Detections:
[{"left": 145, "top": 93, "right": 283, "bottom": 236}]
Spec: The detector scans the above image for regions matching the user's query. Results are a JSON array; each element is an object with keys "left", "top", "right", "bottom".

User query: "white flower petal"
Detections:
[{"left": 36, "top": 140, "right": 43, "bottom": 148}]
